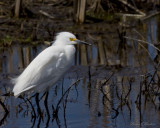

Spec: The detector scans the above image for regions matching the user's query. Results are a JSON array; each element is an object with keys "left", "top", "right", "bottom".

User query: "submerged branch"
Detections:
[
  {"left": 0, "top": 99, "right": 9, "bottom": 126},
  {"left": 0, "top": 99, "right": 9, "bottom": 113},
  {"left": 55, "top": 79, "right": 81, "bottom": 112}
]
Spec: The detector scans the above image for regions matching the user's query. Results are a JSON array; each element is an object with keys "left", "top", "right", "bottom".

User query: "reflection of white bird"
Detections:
[{"left": 12, "top": 32, "right": 91, "bottom": 97}]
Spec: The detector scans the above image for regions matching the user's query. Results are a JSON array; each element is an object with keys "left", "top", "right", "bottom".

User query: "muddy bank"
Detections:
[
  {"left": 0, "top": 0, "right": 147, "bottom": 46},
  {"left": 1, "top": 0, "right": 159, "bottom": 47}
]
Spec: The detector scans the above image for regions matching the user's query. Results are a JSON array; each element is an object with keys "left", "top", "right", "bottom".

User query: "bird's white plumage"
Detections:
[{"left": 12, "top": 32, "right": 77, "bottom": 97}]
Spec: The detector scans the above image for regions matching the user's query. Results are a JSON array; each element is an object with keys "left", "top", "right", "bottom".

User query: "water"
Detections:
[{"left": 1, "top": 16, "right": 160, "bottom": 128}]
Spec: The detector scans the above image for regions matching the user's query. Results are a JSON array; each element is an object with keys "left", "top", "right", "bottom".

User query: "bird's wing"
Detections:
[{"left": 13, "top": 46, "right": 69, "bottom": 96}]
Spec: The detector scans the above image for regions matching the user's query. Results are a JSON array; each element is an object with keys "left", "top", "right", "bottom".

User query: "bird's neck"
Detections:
[
  {"left": 53, "top": 39, "right": 68, "bottom": 46},
  {"left": 64, "top": 45, "right": 76, "bottom": 61}
]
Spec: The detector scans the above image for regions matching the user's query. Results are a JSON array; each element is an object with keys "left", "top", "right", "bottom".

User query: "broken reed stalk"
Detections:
[
  {"left": 74, "top": 0, "right": 86, "bottom": 23},
  {"left": 15, "top": 0, "right": 22, "bottom": 18}
]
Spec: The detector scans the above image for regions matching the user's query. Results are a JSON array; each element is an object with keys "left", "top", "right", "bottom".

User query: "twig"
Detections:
[
  {"left": 0, "top": 99, "right": 9, "bottom": 113},
  {"left": 39, "top": 10, "right": 55, "bottom": 19},
  {"left": 124, "top": 36, "right": 158, "bottom": 68},
  {"left": 133, "top": 29, "right": 145, "bottom": 40},
  {"left": 137, "top": 42, "right": 156, "bottom": 66},
  {"left": 0, "top": 99, "right": 9, "bottom": 126},
  {"left": 0, "top": 112, "right": 8, "bottom": 126},
  {"left": 141, "top": 11, "right": 160, "bottom": 21},
  {"left": 124, "top": 36, "right": 160, "bottom": 52},
  {"left": 117, "top": 13, "right": 144, "bottom": 18},
  {"left": 117, "top": 0, "right": 146, "bottom": 16},
  {"left": 111, "top": 108, "right": 119, "bottom": 119},
  {"left": 148, "top": 62, "right": 160, "bottom": 87},
  {"left": 100, "top": 72, "right": 114, "bottom": 91},
  {"left": 26, "top": 98, "right": 36, "bottom": 118},
  {"left": 124, "top": 78, "right": 132, "bottom": 100},
  {"left": 56, "top": 79, "right": 81, "bottom": 111}
]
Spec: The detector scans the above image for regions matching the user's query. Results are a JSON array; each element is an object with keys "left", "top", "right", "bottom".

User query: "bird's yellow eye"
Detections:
[{"left": 69, "top": 38, "right": 77, "bottom": 41}]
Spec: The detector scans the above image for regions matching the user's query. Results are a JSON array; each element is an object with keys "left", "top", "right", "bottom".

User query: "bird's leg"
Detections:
[
  {"left": 35, "top": 93, "right": 42, "bottom": 117},
  {"left": 44, "top": 91, "right": 50, "bottom": 118}
]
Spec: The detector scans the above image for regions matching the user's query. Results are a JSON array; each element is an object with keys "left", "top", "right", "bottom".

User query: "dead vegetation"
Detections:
[
  {"left": 0, "top": 0, "right": 160, "bottom": 47},
  {"left": 1, "top": 0, "right": 160, "bottom": 127}
]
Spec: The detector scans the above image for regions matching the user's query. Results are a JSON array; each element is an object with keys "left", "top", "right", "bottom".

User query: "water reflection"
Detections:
[
  {"left": 147, "top": 17, "right": 158, "bottom": 60},
  {"left": 1, "top": 17, "right": 160, "bottom": 127}
]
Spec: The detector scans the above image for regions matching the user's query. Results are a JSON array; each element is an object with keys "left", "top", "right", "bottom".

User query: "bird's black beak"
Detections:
[{"left": 76, "top": 39, "right": 92, "bottom": 46}]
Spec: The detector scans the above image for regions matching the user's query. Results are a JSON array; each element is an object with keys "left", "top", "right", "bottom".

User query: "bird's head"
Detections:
[{"left": 53, "top": 32, "right": 91, "bottom": 46}]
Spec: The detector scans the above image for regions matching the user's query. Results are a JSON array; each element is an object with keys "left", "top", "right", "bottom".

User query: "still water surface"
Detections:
[{"left": 1, "top": 16, "right": 160, "bottom": 128}]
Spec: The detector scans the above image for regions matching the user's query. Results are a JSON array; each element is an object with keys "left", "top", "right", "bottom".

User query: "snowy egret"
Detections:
[{"left": 12, "top": 32, "right": 91, "bottom": 97}]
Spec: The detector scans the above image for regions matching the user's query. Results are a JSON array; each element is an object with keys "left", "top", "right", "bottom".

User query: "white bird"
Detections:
[{"left": 12, "top": 32, "right": 91, "bottom": 97}]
